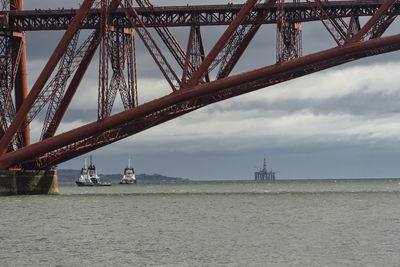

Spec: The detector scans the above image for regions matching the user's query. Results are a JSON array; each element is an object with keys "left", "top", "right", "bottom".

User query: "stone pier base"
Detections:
[{"left": 0, "top": 170, "right": 59, "bottom": 195}]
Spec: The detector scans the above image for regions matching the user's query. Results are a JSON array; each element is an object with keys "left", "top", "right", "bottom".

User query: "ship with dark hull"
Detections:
[{"left": 76, "top": 156, "right": 111, "bottom": 186}]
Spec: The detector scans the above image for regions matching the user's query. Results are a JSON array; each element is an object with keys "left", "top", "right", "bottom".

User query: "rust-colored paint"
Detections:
[
  {"left": 187, "top": 0, "right": 261, "bottom": 86},
  {"left": 1, "top": 33, "right": 400, "bottom": 169},
  {"left": 0, "top": 0, "right": 96, "bottom": 155},
  {"left": 0, "top": 0, "right": 399, "bottom": 170},
  {"left": 12, "top": 0, "right": 30, "bottom": 147}
]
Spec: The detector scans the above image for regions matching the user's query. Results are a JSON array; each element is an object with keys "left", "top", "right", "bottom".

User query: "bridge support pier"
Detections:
[{"left": 0, "top": 170, "right": 58, "bottom": 195}]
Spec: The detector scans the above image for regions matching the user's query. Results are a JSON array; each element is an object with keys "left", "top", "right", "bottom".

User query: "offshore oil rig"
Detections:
[{"left": 254, "top": 158, "right": 275, "bottom": 181}]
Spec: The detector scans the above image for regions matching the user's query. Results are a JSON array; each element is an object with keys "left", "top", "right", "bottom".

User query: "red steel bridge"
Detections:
[{"left": 0, "top": 0, "right": 399, "bottom": 170}]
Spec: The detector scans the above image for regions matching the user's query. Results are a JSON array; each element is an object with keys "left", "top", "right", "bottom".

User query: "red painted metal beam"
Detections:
[
  {"left": 135, "top": 0, "right": 190, "bottom": 74},
  {"left": 117, "top": 0, "right": 180, "bottom": 92},
  {"left": 9, "top": 1, "right": 400, "bottom": 31},
  {"left": 306, "top": 0, "right": 348, "bottom": 45},
  {"left": 350, "top": 0, "right": 397, "bottom": 42},
  {"left": 186, "top": 0, "right": 261, "bottom": 86},
  {"left": 195, "top": 27, "right": 210, "bottom": 83},
  {"left": 217, "top": 24, "right": 261, "bottom": 79},
  {"left": 182, "top": 25, "right": 195, "bottom": 83},
  {"left": 43, "top": 0, "right": 121, "bottom": 140},
  {"left": 218, "top": 0, "right": 277, "bottom": 78},
  {"left": 42, "top": 33, "right": 100, "bottom": 140},
  {"left": 2, "top": 33, "right": 400, "bottom": 169},
  {"left": 0, "top": 0, "right": 96, "bottom": 155},
  {"left": 12, "top": 0, "right": 30, "bottom": 147}
]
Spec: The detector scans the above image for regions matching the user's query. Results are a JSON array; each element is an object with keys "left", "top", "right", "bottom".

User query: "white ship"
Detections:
[
  {"left": 120, "top": 157, "right": 136, "bottom": 184},
  {"left": 76, "top": 158, "right": 93, "bottom": 186},
  {"left": 76, "top": 156, "right": 111, "bottom": 186}
]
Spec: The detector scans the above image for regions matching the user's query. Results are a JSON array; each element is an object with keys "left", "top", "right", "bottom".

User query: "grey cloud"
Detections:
[
  {"left": 24, "top": 1, "right": 82, "bottom": 9},
  {"left": 20, "top": 1, "right": 400, "bottom": 179},
  {"left": 207, "top": 90, "right": 400, "bottom": 117}
]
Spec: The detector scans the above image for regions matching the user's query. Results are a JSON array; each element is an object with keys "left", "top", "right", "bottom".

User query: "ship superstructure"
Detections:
[
  {"left": 76, "top": 155, "right": 111, "bottom": 186},
  {"left": 76, "top": 157, "right": 93, "bottom": 186},
  {"left": 120, "top": 157, "right": 137, "bottom": 184}
]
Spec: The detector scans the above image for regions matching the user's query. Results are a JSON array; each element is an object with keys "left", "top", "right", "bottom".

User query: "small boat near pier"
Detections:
[{"left": 76, "top": 156, "right": 111, "bottom": 186}]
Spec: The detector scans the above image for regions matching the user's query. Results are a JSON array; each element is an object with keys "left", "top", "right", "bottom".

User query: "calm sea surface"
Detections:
[{"left": 2, "top": 179, "right": 400, "bottom": 266}]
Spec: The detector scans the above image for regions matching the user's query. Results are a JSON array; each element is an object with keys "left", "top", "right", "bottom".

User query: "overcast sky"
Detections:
[{"left": 19, "top": 0, "right": 400, "bottom": 180}]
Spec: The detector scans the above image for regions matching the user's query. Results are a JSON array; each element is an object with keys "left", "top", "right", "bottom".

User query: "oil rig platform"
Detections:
[{"left": 254, "top": 158, "right": 275, "bottom": 181}]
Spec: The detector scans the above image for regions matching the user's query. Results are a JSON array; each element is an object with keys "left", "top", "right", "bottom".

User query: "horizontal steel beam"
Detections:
[
  {"left": 2, "top": 1, "right": 398, "bottom": 31},
  {"left": 2, "top": 32, "right": 400, "bottom": 169}
]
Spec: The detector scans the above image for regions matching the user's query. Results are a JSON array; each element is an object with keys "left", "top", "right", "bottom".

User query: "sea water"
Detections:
[{"left": 1, "top": 179, "right": 400, "bottom": 266}]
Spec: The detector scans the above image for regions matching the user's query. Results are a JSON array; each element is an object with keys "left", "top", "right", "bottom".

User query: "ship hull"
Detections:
[
  {"left": 97, "top": 182, "right": 111, "bottom": 186},
  {"left": 119, "top": 182, "right": 136, "bottom": 184},
  {"left": 75, "top": 181, "right": 94, "bottom": 186}
]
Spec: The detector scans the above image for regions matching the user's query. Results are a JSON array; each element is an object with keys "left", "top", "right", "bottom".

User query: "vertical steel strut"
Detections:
[
  {"left": 0, "top": 0, "right": 26, "bottom": 151},
  {"left": 186, "top": 0, "right": 261, "bottom": 87},
  {"left": 1, "top": 0, "right": 400, "bottom": 170},
  {"left": 135, "top": 0, "right": 192, "bottom": 77},
  {"left": 350, "top": 0, "right": 397, "bottom": 42},
  {"left": 43, "top": 0, "right": 120, "bottom": 140},
  {"left": 117, "top": 0, "right": 181, "bottom": 92},
  {"left": 98, "top": 0, "right": 137, "bottom": 120},
  {"left": 276, "top": 0, "right": 302, "bottom": 62},
  {"left": 0, "top": 0, "right": 96, "bottom": 155},
  {"left": 2, "top": 33, "right": 400, "bottom": 170},
  {"left": 12, "top": 0, "right": 29, "bottom": 149},
  {"left": 216, "top": 0, "right": 278, "bottom": 79},
  {"left": 183, "top": 26, "right": 209, "bottom": 84},
  {"left": 98, "top": 0, "right": 110, "bottom": 120},
  {"left": 306, "top": 0, "right": 348, "bottom": 45}
]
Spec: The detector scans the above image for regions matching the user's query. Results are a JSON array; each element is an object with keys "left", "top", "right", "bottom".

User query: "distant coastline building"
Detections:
[{"left": 254, "top": 158, "right": 275, "bottom": 181}]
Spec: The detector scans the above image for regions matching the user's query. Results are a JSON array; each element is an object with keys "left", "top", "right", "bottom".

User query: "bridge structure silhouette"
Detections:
[{"left": 0, "top": 0, "right": 399, "bottom": 171}]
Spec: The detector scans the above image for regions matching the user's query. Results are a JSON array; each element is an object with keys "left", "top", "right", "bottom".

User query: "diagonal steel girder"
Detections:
[
  {"left": 100, "top": 29, "right": 135, "bottom": 119},
  {"left": 0, "top": 0, "right": 96, "bottom": 155},
  {"left": 117, "top": 0, "right": 180, "bottom": 92},
  {"left": 135, "top": 0, "right": 193, "bottom": 77},
  {"left": 2, "top": 33, "right": 400, "bottom": 169},
  {"left": 42, "top": 32, "right": 101, "bottom": 141},
  {"left": 28, "top": 31, "right": 80, "bottom": 123},
  {"left": 42, "top": 0, "right": 123, "bottom": 140},
  {"left": 217, "top": 0, "right": 278, "bottom": 79},
  {"left": 306, "top": 0, "right": 349, "bottom": 45},
  {"left": 184, "top": 26, "right": 209, "bottom": 83},
  {"left": 0, "top": 31, "right": 25, "bottom": 150},
  {"left": 186, "top": 0, "right": 261, "bottom": 87},
  {"left": 350, "top": 0, "right": 397, "bottom": 42}
]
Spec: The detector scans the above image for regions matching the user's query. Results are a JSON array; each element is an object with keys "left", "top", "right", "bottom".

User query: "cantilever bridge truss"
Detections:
[{"left": 0, "top": 0, "right": 400, "bottom": 170}]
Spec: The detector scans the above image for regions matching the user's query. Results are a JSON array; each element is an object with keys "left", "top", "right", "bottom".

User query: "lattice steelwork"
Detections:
[
  {"left": 0, "top": 35, "right": 15, "bottom": 134},
  {"left": 118, "top": 0, "right": 180, "bottom": 92},
  {"left": 0, "top": 31, "right": 24, "bottom": 150},
  {"left": 29, "top": 32, "right": 80, "bottom": 122},
  {"left": 0, "top": 0, "right": 400, "bottom": 170},
  {"left": 188, "top": 26, "right": 209, "bottom": 83},
  {"left": 98, "top": 0, "right": 137, "bottom": 120},
  {"left": 98, "top": 0, "right": 110, "bottom": 120},
  {"left": 276, "top": 0, "right": 302, "bottom": 62}
]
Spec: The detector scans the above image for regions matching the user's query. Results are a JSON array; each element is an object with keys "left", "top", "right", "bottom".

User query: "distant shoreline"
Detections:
[
  {"left": 57, "top": 169, "right": 190, "bottom": 184},
  {"left": 57, "top": 169, "right": 398, "bottom": 184}
]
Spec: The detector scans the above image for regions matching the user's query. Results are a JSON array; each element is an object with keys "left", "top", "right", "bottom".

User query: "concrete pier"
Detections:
[{"left": 0, "top": 170, "right": 59, "bottom": 195}]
